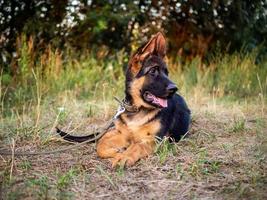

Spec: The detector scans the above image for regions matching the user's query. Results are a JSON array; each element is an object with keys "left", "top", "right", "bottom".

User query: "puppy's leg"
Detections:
[
  {"left": 97, "top": 129, "right": 131, "bottom": 158},
  {"left": 112, "top": 140, "right": 155, "bottom": 167}
]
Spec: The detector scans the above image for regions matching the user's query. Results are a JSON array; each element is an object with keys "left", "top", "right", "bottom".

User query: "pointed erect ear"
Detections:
[
  {"left": 138, "top": 32, "right": 166, "bottom": 61},
  {"left": 129, "top": 32, "right": 167, "bottom": 75}
]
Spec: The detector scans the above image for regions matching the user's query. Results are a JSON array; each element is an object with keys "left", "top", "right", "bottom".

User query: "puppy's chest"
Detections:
[{"left": 117, "top": 110, "right": 161, "bottom": 141}]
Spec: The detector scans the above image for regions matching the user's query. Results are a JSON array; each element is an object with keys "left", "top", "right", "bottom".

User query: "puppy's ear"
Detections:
[
  {"left": 129, "top": 32, "right": 166, "bottom": 75},
  {"left": 138, "top": 32, "right": 166, "bottom": 60}
]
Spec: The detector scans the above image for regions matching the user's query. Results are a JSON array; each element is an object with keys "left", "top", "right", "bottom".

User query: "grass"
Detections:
[{"left": 0, "top": 40, "right": 267, "bottom": 199}]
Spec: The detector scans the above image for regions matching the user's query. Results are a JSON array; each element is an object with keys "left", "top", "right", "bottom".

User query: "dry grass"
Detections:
[{"left": 0, "top": 91, "right": 266, "bottom": 200}]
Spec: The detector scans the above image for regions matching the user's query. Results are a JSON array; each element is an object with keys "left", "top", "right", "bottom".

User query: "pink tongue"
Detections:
[{"left": 152, "top": 96, "right": 168, "bottom": 108}]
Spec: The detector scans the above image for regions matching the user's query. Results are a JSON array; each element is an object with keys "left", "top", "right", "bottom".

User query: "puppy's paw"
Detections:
[{"left": 111, "top": 154, "right": 135, "bottom": 168}]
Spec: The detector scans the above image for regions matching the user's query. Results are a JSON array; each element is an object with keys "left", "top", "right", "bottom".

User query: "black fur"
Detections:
[{"left": 157, "top": 94, "right": 191, "bottom": 141}]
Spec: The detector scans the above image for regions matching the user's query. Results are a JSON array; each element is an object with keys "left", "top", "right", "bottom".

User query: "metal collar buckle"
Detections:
[
  {"left": 113, "top": 105, "right": 126, "bottom": 119},
  {"left": 113, "top": 97, "right": 139, "bottom": 119}
]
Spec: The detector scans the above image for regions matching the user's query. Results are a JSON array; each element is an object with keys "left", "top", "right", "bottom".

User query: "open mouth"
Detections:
[{"left": 143, "top": 91, "right": 168, "bottom": 108}]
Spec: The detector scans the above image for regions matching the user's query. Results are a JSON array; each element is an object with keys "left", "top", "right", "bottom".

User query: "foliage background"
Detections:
[{"left": 1, "top": 0, "right": 267, "bottom": 66}]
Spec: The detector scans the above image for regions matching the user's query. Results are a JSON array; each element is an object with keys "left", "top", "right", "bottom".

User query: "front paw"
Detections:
[{"left": 111, "top": 154, "right": 136, "bottom": 168}]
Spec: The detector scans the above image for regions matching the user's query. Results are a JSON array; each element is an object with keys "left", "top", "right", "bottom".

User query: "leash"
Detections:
[{"left": 0, "top": 97, "right": 137, "bottom": 156}]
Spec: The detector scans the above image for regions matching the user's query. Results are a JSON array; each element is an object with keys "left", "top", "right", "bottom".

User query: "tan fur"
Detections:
[
  {"left": 120, "top": 110, "right": 160, "bottom": 132},
  {"left": 128, "top": 57, "right": 141, "bottom": 76},
  {"left": 97, "top": 116, "right": 160, "bottom": 167},
  {"left": 96, "top": 129, "right": 131, "bottom": 158},
  {"left": 130, "top": 77, "right": 155, "bottom": 109}
]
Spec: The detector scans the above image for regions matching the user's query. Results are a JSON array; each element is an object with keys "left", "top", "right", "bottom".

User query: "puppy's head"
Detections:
[{"left": 125, "top": 32, "right": 177, "bottom": 109}]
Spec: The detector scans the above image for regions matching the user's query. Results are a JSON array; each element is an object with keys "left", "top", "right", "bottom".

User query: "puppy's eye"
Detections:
[{"left": 149, "top": 67, "right": 158, "bottom": 76}]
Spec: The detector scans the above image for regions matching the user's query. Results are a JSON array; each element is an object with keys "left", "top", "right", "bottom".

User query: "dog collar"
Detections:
[{"left": 113, "top": 97, "right": 139, "bottom": 119}]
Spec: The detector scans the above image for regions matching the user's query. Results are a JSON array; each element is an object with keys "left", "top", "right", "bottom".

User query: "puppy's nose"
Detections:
[{"left": 167, "top": 83, "right": 178, "bottom": 95}]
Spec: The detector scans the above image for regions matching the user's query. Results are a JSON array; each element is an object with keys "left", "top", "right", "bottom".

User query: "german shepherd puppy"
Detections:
[{"left": 58, "top": 32, "right": 190, "bottom": 167}]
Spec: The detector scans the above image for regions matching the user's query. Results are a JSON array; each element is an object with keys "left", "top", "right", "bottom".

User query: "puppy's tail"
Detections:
[{"left": 56, "top": 127, "right": 100, "bottom": 143}]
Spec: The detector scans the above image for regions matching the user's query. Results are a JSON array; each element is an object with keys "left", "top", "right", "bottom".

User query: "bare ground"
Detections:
[{"left": 0, "top": 97, "right": 266, "bottom": 200}]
